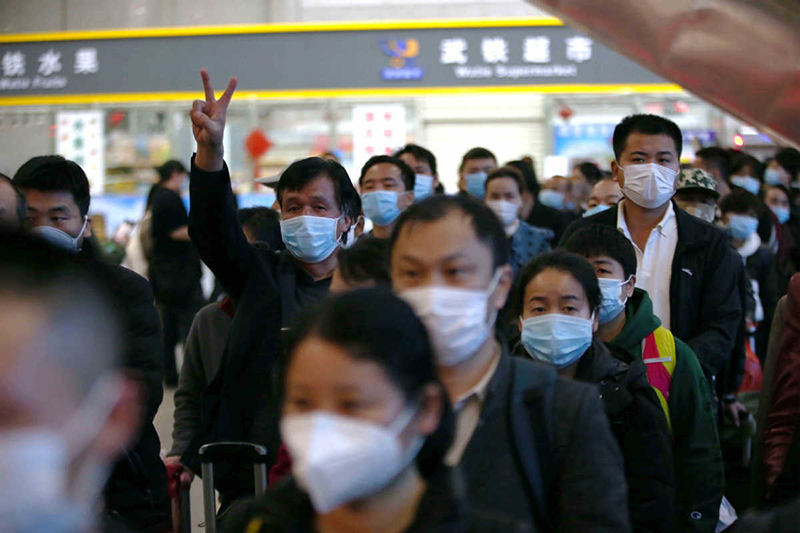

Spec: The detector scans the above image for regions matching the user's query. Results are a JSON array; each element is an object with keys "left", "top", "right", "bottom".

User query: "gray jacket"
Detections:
[{"left": 169, "top": 300, "right": 233, "bottom": 457}]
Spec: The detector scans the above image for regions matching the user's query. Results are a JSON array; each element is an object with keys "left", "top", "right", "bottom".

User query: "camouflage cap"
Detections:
[{"left": 676, "top": 168, "right": 720, "bottom": 198}]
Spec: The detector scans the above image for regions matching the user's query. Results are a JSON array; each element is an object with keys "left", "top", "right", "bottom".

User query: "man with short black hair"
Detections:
[
  {"left": 562, "top": 114, "right": 747, "bottom": 412},
  {"left": 13, "top": 155, "right": 171, "bottom": 532},
  {"left": 184, "top": 70, "right": 361, "bottom": 497},
  {"left": 458, "top": 147, "right": 497, "bottom": 199},
  {"left": 391, "top": 194, "right": 630, "bottom": 532},
  {"left": 0, "top": 172, "right": 26, "bottom": 228},
  {"left": 696, "top": 147, "right": 732, "bottom": 199},
  {"left": 508, "top": 158, "right": 573, "bottom": 243},
  {"left": 395, "top": 143, "right": 440, "bottom": 200},
  {"left": 358, "top": 155, "right": 415, "bottom": 239}
]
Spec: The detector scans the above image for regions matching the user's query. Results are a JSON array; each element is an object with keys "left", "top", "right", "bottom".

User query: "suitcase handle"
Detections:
[{"left": 199, "top": 442, "right": 268, "bottom": 533}]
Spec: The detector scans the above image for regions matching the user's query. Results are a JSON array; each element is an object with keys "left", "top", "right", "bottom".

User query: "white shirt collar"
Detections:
[
  {"left": 737, "top": 231, "right": 762, "bottom": 259},
  {"left": 617, "top": 200, "right": 677, "bottom": 238}
]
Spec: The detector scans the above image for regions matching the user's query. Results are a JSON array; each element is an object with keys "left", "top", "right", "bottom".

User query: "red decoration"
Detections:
[
  {"left": 245, "top": 129, "right": 273, "bottom": 160},
  {"left": 558, "top": 106, "right": 574, "bottom": 121}
]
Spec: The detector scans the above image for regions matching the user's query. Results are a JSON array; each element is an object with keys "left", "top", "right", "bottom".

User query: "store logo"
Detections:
[{"left": 379, "top": 39, "right": 424, "bottom": 81}]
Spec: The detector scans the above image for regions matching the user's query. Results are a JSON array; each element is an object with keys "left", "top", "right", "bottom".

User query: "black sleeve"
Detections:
[{"left": 188, "top": 157, "right": 254, "bottom": 299}]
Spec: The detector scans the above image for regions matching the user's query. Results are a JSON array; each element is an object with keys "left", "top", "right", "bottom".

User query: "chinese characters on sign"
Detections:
[
  {"left": 439, "top": 35, "right": 593, "bottom": 80},
  {"left": 352, "top": 105, "right": 407, "bottom": 175},
  {"left": 0, "top": 47, "right": 99, "bottom": 91},
  {"left": 56, "top": 111, "right": 105, "bottom": 194}
]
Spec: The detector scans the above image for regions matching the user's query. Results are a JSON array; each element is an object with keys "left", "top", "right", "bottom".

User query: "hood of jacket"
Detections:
[{"left": 605, "top": 288, "right": 661, "bottom": 364}]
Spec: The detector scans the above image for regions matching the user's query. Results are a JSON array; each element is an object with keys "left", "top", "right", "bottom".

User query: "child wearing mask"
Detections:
[
  {"left": 719, "top": 191, "right": 780, "bottom": 364},
  {"left": 561, "top": 224, "right": 725, "bottom": 533},
  {"left": 222, "top": 288, "right": 523, "bottom": 531},
  {"left": 515, "top": 251, "right": 676, "bottom": 533}
]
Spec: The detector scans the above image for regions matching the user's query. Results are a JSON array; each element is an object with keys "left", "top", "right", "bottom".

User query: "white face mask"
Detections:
[
  {"left": 0, "top": 376, "right": 122, "bottom": 531},
  {"left": 486, "top": 200, "right": 520, "bottom": 229},
  {"left": 281, "top": 407, "right": 423, "bottom": 513},
  {"left": 619, "top": 163, "right": 678, "bottom": 209},
  {"left": 280, "top": 215, "right": 342, "bottom": 263},
  {"left": 681, "top": 202, "right": 716, "bottom": 223},
  {"left": 31, "top": 217, "right": 89, "bottom": 254},
  {"left": 400, "top": 270, "right": 502, "bottom": 367}
]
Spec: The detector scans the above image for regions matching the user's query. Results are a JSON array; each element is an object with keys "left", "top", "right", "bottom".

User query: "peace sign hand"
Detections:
[{"left": 191, "top": 69, "right": 237, "bottom": 171}]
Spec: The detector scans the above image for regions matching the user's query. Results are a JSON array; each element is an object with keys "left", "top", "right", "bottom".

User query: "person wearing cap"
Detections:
[
  {"left": 146, "top": 159, "right": 204, "bottom": 387},
  {"left": 561, "top": 115, "right": 747, "bottom": 424},
  {"left": 674, "top": 168, "right": 720, "bottom": 224},
  {"left": 255, "top": 173, "right": 282, "bottom": 212}
]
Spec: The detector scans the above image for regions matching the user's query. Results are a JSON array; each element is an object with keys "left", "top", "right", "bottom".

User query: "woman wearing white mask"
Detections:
[
  {"left": 484, "top": 167, "right": 553, "bottom": 278},
  {"left": 222, "top": 288, "right": 520, "bottom": 532},
  {"left": 516, "top": 251, "right": 676, "bottom": 533}
]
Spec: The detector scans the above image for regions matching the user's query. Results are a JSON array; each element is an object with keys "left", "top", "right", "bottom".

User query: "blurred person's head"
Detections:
[
  {"left": 359, "top": 156, "right": 415, "bottom": 237},
  {"left": 14, "top": 155, "right": 93, "bottom": 252},
  {"left": 772, "top": 149, "right": 800, "bottom": 205},
  {"left": 395, "top": 144, "right": 439, "bottom": 202},
  {"left": 538, "top": 175, "right": 570, "bottom": 211},
  {"left": 320, "top": 151, "right": 340, "bottom": 163},
  {"left": 573, "top": 162, "right": 603, "bottom": 185},
  {"left": 674, "top": 168, "right": 720, "bottom": 223},
  {"left": 694, "top": 147, "right": 730, "bottom": 197},
  {"left": 155, "top": 159, "right": 189, "bottom": 191},
  {"left": 276, "top": 157, "right": 360, "bottom": 264},
  {"left": 611, "top": 114, "right": 682, "bottom": 211},
  {"left": 0, "top": 173, "right": 27, "bottom": 229},
  {"left": 390, "top": 196, "right": 512, "bottom": 368},
  {"left": 330, "top": 238, "right": 391, "bottom": 294},
  {"left": 729, "top": 152, "right": 764, "bottom": 196},
  {"left": 0, "top": 231, "right": 139, "bottom": 530},
  {"left": 484, "top": 167, "right": 525, "bottom": 236},
  {"left": 584, "top": 178, "right": 623, "bottom": 217},
  {"left": 763, "top": 184, "right": 792, "bottom": 225},
  {"left": 561, "top": 225, "right": 637, "bottom": 329},
  {"left": 281, "top": 288, "right": 454, "bottom": 513},
  {"left": 238, "top": 206, "right": 284, "bottom": 250},
  {"left": 515, "top": 251, "right": 600, "bottom": 375},
  {"left": 458, "top": 147, "right": 497, "bottom": 199},
  {"left": 567, "top": 174, "right": 592, "bottom": 213},
  {"left": 506, "top": 159, "right": 540, "bottom": 219},
  {"left": 719, "top": 190, "right": 762, "bottom": 245}
]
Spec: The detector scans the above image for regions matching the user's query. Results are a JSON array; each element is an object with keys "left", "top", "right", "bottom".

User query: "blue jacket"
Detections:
[{"left": 509, "top": 220, "right": 553, "bottom": 277}]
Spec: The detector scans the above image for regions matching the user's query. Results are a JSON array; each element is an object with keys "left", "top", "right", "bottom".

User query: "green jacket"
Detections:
[{"left": 604, "top": 289, "right": 725, "bottom": 533}]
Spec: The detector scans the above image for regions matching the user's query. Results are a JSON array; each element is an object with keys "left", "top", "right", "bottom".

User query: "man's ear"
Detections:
[
  {"left": 87, "top": 374, "right": 142, "bottom": 462},
  {"left": 83, "top": 216, "right": 93, "bottom": 238},
  {"left": 399, "top": 191, "right": 414, "bottom": 210},
  {"left": 415, "top": 382, "right": 444, "bottom": 440},
  {"left": 624, "top": 275, "right": 637, "bottom": 299},
  {"left": 490, "top": 265, "right": 514, "bottom": 311},
  {"left": 611, "top": 161, "right": 623, "bottom": 187}
]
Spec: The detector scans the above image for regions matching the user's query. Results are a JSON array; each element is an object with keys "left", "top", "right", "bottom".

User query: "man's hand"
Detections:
[
  {"left": 190, "top": 68, "right": 237, "bottom": 172},
  {"left": 165, "top": 455, "right": 195, "bottom": 485},
  {"left": 725, "top": 400, "right": 749, "bottom": 428}
]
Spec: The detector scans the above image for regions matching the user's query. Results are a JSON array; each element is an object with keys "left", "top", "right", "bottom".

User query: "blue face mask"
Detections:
[
  {"left": 598, "top": 276, "right": 632, "bottom": 324},
  {"left": 731, "top": 176, "right": 761, "bottom": 195},
  {"left": 538, "top": 189, "right": 565, "bottom": 210},
  {"left": 520, "top": 313, "right": 594, "bottom": 368},
  {"left": 726, "top": 214, "right": 759, "bottom": 241},
  {"left": 583, "top": 204, "right": 612, "bottom": 218},
  {"left": 280, "top": 215, "right": 342, "bottom": 263},
  {"left": 465, "top": 172, "right": 488, "bottom": 199},
  {"left": 771, "top": 205, "right": 791, "bottom": 224},
  {"left": 764, "top": 168, "right": 785, "bottom": 186},
  {"left": 362, "top": 191, "right": 406, "bottom": 227},
  {"left": 414, "top": 174, "right": 434, "bottom": 201}
]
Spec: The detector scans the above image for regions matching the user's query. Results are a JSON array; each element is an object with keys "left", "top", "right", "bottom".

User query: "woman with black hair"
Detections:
[
  {"left": 222, "top": 288, "right": 521, "bottom": 532},
  {"left": 515, "top": 251, "right": 676, "bottom": 533}
]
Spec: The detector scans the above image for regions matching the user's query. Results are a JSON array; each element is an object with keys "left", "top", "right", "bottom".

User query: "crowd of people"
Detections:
[{"left": 2, "top": 67, "right": 800, "bottom": 532}]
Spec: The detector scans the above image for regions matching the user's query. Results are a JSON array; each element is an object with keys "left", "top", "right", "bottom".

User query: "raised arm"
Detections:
[{"left": 188, "top": 69, "right": 252, "bottom": 298}]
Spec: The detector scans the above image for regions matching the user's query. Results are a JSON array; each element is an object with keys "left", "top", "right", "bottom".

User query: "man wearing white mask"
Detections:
[
  {"left": 184, "top": 70, "right": 361, "bottom": 500},
  {"left": 0, "top": 231, "right": 145, "bottom": 532},
  {"left": 484, "top": 166, "right": 553, "bottom": 277},
  {"left": 395, "top": 143, "right": 441, "bottom": 201},
  {"left": 391, "top": 195, "right": 630, "bottom": 531},
  {"left": 358, "top": 155, "right": 415, "bottom": 239},
  {"left": 562, "top": 114, "right": 746, "bottom": 408},
  {"left": 457, "top": 147, "right": 497, "bottom": 199}
]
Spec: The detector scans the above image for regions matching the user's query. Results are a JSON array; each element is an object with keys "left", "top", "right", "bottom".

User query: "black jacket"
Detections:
[
  {"left": 743, "top": 246, "right": 780, "bottom": 364},
  {"left": 527, "top": 202, "right": 575, "bottom": 244},
  {"left": 561, "top": 202, "right": 747, "bottom": 396},
  {"left": 220, "top": 468, "right": 531, "bottom": 533},
  {"left": 80, "top": 244, "right": 171, "bottom": 532},
  {"left": 463, "top": 350, "right": 631, "bottom": 532},
  {"left": 574, "top": 339, "right": 676, "bottom": 533}
]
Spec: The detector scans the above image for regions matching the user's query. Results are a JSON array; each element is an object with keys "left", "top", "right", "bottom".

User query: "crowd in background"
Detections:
[{"left": 3, "top": 68, "right": 800, "bottom": 532}]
